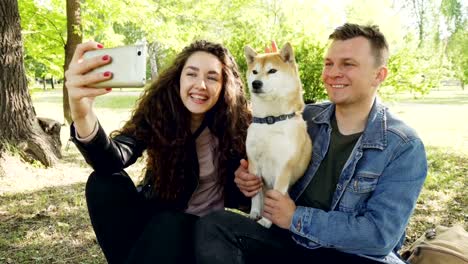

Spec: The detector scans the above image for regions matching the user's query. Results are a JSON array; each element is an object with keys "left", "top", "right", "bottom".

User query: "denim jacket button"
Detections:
[{"left": 295, "top": 219, "right": 302, "bottom": 231}]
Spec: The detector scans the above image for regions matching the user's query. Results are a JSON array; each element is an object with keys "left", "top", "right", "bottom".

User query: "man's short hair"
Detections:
[{"left": 329, "top": 23, "right": 389, "bottom": 66}]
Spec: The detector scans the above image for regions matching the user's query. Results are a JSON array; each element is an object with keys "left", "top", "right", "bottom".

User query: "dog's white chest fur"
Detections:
[
  {"left": 246, "top": 116, "right": 311, "bottom": 228},
  {"left": 247, "top": 120, "right": 304, "bottom": 187}
]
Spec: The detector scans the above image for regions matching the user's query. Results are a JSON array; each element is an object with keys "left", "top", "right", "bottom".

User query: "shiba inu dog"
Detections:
[{"left": 244, "top": 43, "right": 312, "bottom": 228}]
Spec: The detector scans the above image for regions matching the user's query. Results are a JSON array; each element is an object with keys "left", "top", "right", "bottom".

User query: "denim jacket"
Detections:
[{"left": 289, "top": 99, "right": 427, "bottom": 263}]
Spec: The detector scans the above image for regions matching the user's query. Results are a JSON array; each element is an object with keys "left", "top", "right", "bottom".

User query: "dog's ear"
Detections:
[
  {"left": 244, "top": 46, "right": 257, "bottom": 64},
  {"left": 280, "top": 42, "right": 295, "bottom": 64}
]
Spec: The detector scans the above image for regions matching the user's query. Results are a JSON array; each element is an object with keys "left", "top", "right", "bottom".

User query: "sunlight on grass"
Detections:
[
  {"left": 404, "top": 146, "right": 468, "bottom": 249},
  {"left": 0, "top": 184, "right": 105, "bottom": 263},
  {"left": 384, "top": 87, "right": 468, "bottom": 154}
]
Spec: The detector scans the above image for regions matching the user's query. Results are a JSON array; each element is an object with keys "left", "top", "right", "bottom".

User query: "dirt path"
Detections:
[{"left": 390, "top": 102, "right": 468, "bottom": 154}]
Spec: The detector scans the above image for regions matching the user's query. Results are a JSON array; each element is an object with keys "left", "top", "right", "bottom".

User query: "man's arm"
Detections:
[{"left": 289, "top": 138, "right": 427, "bottom": 256}]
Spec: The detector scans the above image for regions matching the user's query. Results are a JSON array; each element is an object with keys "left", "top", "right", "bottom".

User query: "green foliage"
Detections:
[
  {"left": 441, "top": 0, "right": 463, "bottom": 33},
  {"left": 446, "top": 23, "right": 468, "bottom": 87},
  {"left": 382, "top": 47, "right": 441, "bottom": 98},
  {"left": 294, "top": 40, "right": 327, "bottom": 103},
  {"left": 19, "top": 0, "right": 66, "bottom": 81},
  {"left": 17, "top": 0, "right": 467, "bottom": 99},
  {"left": 219, "top": 0, "right": 332, "bottom": 102}
]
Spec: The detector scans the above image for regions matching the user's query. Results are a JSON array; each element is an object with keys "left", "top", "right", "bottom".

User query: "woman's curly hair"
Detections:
[{"left": 113, "top": 40, "right": 251, "bottom": 201}]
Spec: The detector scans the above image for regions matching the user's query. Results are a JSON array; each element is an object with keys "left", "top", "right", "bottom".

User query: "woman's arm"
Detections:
[{"left": 71, "top": 121, "right": 146, "bottom": 174}]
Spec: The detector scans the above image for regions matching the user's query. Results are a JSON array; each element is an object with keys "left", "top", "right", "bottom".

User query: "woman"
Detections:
[{"left": 65, "top": 40, "right": 251, "bottom": 263}]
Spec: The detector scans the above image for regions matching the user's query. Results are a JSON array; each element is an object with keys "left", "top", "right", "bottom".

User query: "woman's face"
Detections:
[{"left": 180, "top": 51, "right": 224, "bottom": 121}]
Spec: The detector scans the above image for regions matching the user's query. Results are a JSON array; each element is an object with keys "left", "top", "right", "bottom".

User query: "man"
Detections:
[{"left": 194, "top": 23, "right": 427, "bottom": 264}]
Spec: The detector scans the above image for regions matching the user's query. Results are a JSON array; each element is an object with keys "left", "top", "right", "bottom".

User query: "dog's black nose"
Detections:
[{"left": 252, "top": 80, "right": 263, "bottom": 92}]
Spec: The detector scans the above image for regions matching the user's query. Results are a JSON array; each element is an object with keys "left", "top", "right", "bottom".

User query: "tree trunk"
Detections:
[
  {"left": 411, "top": 0, "right": 426, "bottom": 48},
  {"left": 149, "top": 42, "right": 159, "bottom": 81},
  {"left": 51, "top": 76, "right": 55, "bottom": 89},
  {"left": 0, "top": 0, "right": 61, "bottom": 167},
  {"left": 63, "top": 0, "right": 83, "bottom": 125}
]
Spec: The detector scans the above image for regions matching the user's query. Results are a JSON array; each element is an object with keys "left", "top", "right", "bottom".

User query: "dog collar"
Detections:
[{"left": 252, "top": 112, "right": 296, "bottom": 125}]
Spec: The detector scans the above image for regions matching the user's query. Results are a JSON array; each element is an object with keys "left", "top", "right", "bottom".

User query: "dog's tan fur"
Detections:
[{"left": 244, "top": 43, "right": 312, "bottom": 228}]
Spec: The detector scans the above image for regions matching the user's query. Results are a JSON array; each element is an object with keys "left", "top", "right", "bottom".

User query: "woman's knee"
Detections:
[
  {"left": 198, "top": 210, "right": 250, "bottom": 227},
  {"left": 199, "top": 210, "right": 237, "bottom": 224},
  {"left": 85, "top": 170, "right": 138, "bottom": 206},
  {"left": 195, "top": 210, "right": 240, "bottom": 237}
]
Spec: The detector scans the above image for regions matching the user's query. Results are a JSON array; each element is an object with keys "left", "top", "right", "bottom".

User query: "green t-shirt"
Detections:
[{"left": 296, "top": 115, "right": 362, "bottom": 211}]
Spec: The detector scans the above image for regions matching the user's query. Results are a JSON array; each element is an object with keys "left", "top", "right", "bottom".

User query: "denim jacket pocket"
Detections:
[{"left": 338, "top": 172, "right": 380, "bottom": 213}]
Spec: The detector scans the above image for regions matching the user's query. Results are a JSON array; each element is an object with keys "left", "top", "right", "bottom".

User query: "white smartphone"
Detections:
[{"left": 83, "top": 44, "right": 147, "bottom": 88}]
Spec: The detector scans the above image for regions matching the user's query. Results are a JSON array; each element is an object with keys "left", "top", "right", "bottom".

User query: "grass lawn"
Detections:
[{"left": 0, "top": 87, "right": 467, "bottom": 263}]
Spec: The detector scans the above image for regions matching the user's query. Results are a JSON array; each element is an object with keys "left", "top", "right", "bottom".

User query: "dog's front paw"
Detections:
[
  {"left": 249, "top": 209, "right": 261, "bottom": 221},
  {"left": 257, "top": 217, "right": 272, "bottom": 228}
]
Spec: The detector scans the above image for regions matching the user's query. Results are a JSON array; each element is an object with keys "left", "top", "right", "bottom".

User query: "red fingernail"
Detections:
[
  {"left": 102, "top": 55, "right": 109, "bottom": 61},
  {"left": 97, "top": 43, "right": 104, "bottom": 49},
  {"left": 103, "top": 71, "right": 111, "bottom": 77},
  {"left": 106, "top": 88, "right": 112, "bottom": 91}
]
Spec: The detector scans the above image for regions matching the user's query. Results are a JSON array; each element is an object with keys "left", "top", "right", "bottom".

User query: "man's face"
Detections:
[{"left": 322, "top": 37, "right": 386, "bottom": 109}]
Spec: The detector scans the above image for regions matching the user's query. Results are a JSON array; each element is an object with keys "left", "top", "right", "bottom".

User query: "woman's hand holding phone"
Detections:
[{"left": 65, "top": 41, "right": 113, "bottom": 137}]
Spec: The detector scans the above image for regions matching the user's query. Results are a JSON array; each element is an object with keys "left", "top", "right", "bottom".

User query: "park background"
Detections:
[{"left": 0, "top": 0, "right": 467, "bottom": 263}]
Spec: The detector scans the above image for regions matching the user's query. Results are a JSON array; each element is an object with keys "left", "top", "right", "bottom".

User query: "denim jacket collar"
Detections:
[{"left": 312, "top": 98, "right": 387, "bottom": 150}]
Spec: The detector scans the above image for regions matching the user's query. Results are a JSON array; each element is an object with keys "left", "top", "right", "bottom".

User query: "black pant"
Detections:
[
  {"left": 85, "top": 171, "right": 198, "bottom": 264},
  {"left": 194, "top": 210, "right": 382, "bottom": 264}
]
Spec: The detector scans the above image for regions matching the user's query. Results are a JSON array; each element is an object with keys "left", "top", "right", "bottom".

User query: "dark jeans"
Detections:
[
  {"left": 85, "top": 171, "right": 198, "bottom": 264},
  {"left": 194, "top": 210, "right": 382, "bottom": 264}
]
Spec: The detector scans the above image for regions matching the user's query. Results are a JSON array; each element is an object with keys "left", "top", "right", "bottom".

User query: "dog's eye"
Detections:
[
  {"left": 252, "top": 70, "right": 258, "bottom": 75},
  {"left": 268, "top": 69, "right": 277, "bottom": 74}
]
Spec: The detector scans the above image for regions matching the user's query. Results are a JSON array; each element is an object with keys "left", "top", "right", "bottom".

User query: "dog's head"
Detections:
[{"left": 244, "top": 43, "right": 301, "bottom": 101}]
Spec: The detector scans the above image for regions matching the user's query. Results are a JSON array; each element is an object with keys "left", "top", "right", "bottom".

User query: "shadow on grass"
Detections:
[
  {"left": 1, "top": 146, "right": 466, "bottom": 261},
  {"left": 404, "top": 146, "right": 468, "bottom": 247},
  {"left": 60, "top": 148, "right": 88, "bottom": 167},
  {"left": 0, "top": 183, "right": 105, "bottom": 264}
]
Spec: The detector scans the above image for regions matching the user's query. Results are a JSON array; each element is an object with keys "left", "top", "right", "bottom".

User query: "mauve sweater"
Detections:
[{"left": 185, "top": 127, "right": 224, "bottom": 216}]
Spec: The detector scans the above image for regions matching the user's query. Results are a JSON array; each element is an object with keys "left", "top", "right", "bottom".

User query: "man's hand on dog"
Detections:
[
  {"left": 234, "top": 159, "right": 262, "bottom": 197},
  {"left": 263, "top": 190, "right": 296, "bottom": 229}
]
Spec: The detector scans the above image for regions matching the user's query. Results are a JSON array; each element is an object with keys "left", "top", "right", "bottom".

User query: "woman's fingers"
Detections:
[
  {"left": 235, "top": 159, "right": 263, "bottom": 196},
  {"left": 235, "top": 173, "right": 262, "bottom": 194},
  {"left": 68, "top": 52, "right": 112, "bottom": 76},
  {"left": 66, "top": 71, "right": 112, "bottom": 89},
  {"left": 242, "top": 189, "right": 260, "bottom": 198},
  {"left": 71, "top": 41, "right": 103, "bottom": 65},
  {"left": 66, "top": 41, "right": 112, "bottom": 92},
  {"left": 235, "top": 171, "right": 261, "bottom": 185},
  {"left": 239, "top": 159, "right": 249, "bottom": 169},
  {"left": 239, "top": 182, "right": 262, "bottom": 192},
  {"left": 72, "top": 86, "right": 112, "bottom": 99}
]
